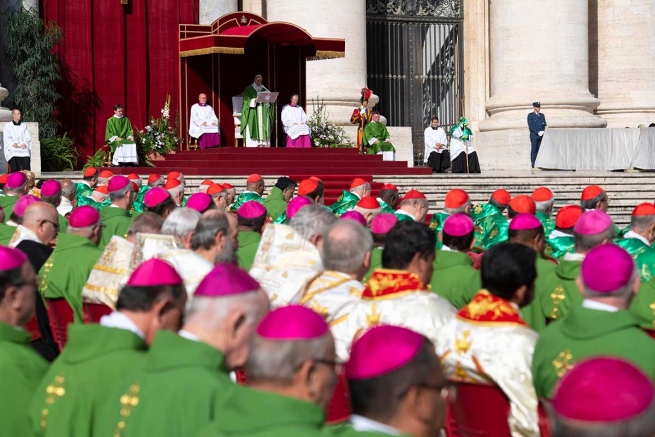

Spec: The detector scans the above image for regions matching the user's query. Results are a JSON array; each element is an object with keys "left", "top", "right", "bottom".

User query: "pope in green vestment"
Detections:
[
  {"left": 428, "top": 212, "right": 450, "bottom": 249},
  {"left": 94, "top": 330, "right": 237, "bottom": 437},
  {"left": 0, "top": 322, "right": 49, "bottom": 437},
  {"left": 231, "top": 191, "right": 265, "bottom": 213},
  {"left": 264, "top": 187, "right": 288, "bottom": 221},
  {"left": 99, "top": 207, "right": 132, "bottom": 248},
  {"left": 29, "top": 324, "right": 147, "bottom": 437},
  {"left": 615, "top": 235, "right": 655, "bottom": 282},
  {"left": 532, "top": 305, "right": 655, "bottom": 399},
  {"left": 198, "top": 387, "right": 326, "bottom": 437},
  {"left": 241, "top": 79, "right": 274, "bottom": 145},
  {"left": 329, "top": 191, "right": 360, "bottom": 217},
  {"left": 105, "top": 115, "right": 135, "bottom": 153},
  {"left": 363, "top": 121, "right": 396, "bottom": 155},
  {"left": 429, "top": 250, "right": 481, "bottom": 309},
  {"left": 629, "top": 277, "right": 655, "bottom": 330},
  {"left": 39, "top": 233, "right": 103, "bottom": 323},
  {"left": 237, "top": 230, "right": 262, "bottom": 271},
  {"left": 0, "top": 194, "right": 18, "bottom": 222}
]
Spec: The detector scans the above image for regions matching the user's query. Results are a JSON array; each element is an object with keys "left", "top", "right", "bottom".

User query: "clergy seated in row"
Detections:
[
  {"left": 241, "top": 74, "right": 273, "bottom": 147},
  {"left": 363, "top": 112, "right": 396, "bottom": 161},
  {"left": 189, "top": 93, "right": 220, "bottom": 149},
  {"left": 532, "top": 243, "right": 655, "bottom": 400},
  {"left": 199, "top": 306, "right": 336, "bottom": 437},
  {"left": 281, "top": 93, "right": 311, "bottom": 148},
  {"left": 3, "top": 108, "right": 32, "bottom": 172},
  {"left": 0, "top": 171, "right": 30, "bottom": 223},
  {"left": 438, "top": 243, "right": 540, "bottom": 437},
  {"left": 105, "top": 104, "right": 138, "bottom": 167},
  {"left": 29, "top": 259, "right": 187, "bottom": 437},
  {"left": 329, "top": 220, "right": 456, "bottom": 361},
  {"left": 329, "top": 178, "right": 371, "bottom": 216},
  {"left": 424, "top": 116, "right": 451, "bottom": 173},
  {"left": 94, "top": 264, "right": 270, "bottom": 437},
  {"left": 449, "top": 117, "right": 481, "bottom": 173},
  {"left": 544, "top": 205, "right": 582, "bottom": 258}
]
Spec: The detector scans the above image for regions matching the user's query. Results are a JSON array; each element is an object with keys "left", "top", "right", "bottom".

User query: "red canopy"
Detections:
[{"left": 179, "top": 12, "right": 345, "bottom": 59}]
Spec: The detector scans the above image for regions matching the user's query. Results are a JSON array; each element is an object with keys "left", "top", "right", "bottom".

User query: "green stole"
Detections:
[{"left": 105, "top": 116, "right": 135, "bottom": 153}]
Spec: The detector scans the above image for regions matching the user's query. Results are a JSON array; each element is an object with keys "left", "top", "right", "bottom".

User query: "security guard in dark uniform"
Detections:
[{"left": 527, "top": 101, "right": 547, "bottom": 168}]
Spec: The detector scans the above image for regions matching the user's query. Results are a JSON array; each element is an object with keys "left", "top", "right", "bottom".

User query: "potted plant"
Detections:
[{"left": 136, "top": 94, "right": 183, "bottom": 161}]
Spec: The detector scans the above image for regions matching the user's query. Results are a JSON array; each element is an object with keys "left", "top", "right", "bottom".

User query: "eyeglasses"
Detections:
[
  {"left": 417, "top": 381, "right": 458, "bottom": 402},
  {"left": 41, "top": 219, "right": 59, "bottom": 231},
  {"left": 313, "top": 358, "right": 344, "bottom": 374}
]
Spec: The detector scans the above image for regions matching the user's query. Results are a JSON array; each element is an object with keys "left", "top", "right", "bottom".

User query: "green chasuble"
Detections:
[
  {"left": 75, "top": 182, "right": 93, "bottom": 201},
  {"left": 94, "top": 330, "right": 237, "bottom": 437},
  {"left": 363, "top": 247, "right": 383, "bottom": 283},
  {"left": 0, "top": 223, "right": 17, "bottom": 245},
  {"left": 132, "top": 186, "right": 149, "bottom": 214},
  {"left": 237, "top": 231, "right": 262, "bottom": 271},
  {"left": 230, "top": 191, "right": 265, "bottom": 213},
  {"left": 630, "top": 277, "right": 655, "bottom": 330},
  {"left": 264, "top": 187, "right": 288, "bottom": 221},
  {"left": 428, "top": 212, "right": 450, "bottom": 249},
  {"left": 535, "top": 211, "right": 556, "bottom": 237},
  {"left": 105, "top": 116, "right": 135, "bottom": 153},
  {"left": 0, "top": 322, "right": 48, "bottom": 437},
  {"left": 99, "top": 207, "right": 132, "bottom": 249},
  {"left": 329, "top": 191, "right": 360, "bottom": 216},
  {"left": 519, "top": 257, "right": 558, "bottom": 333},
  {"left": 58, "top": 215, "right": 68, "bottom": 234},
  {"left": 241, "top": 84, "right": 274, "bottom": 142},
  {"left": 533, "top": 258, "right": 583, "bottom": 329},
  {"left": 198, "top": 388, "right": 325, "bottom": 437},
  {"left": 430, "top": 250, "right": 481, "bottom": 309},
  {"left": 532, "top": 306, "right": 655, "bottom": 399},
  {"left": 615, "top": 236, "right": 655, "bottom": 282},
  {"left": 544, "top": 236, "right": 575, "bottom": 259},
  {"left": 39, "top": 233, "right": 103, "bottom": 323},
  {"left": 470, "top": 203, "right": 508, "bottom": 249},
  {"left": 76, "top": 195, "right": 111, "bottom": 212},
  {"left": 0, "top": 195, "right": 18, "bottom": 222},
  {"left": 29, "top": 324, "right": 147, "bottom": 437},
  {"left": 378, "top": 198, "right": 395, "bottom": 214},
  {"left": 363, "top": 122, "right": 396, "bottom": 154}
]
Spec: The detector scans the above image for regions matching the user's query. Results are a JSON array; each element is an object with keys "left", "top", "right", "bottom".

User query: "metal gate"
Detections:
[{"left": 366, "top": 0, "right": 464, "bottom": 164}]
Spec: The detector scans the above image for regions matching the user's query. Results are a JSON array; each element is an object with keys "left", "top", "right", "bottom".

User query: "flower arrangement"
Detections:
[
  {"left": 307, "top": 98, "right": 355, "bottom": 149},
  {"left": 136, "top": 94, "right": 183, "bottom": 156}
]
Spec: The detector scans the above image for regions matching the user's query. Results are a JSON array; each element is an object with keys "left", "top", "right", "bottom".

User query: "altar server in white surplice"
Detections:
[
  {"left": 189, "top": 93, "right": 220, "bottom": 149},
  {"left": 3, "top": 109, "right": 32, "bottom": 172},
  {"left": 437, "top": 243, "right": 540, "bottom": 437},
  {"left": 281, "top": 94, "right": 311, "bottom": 148},
  {"left": 424, "top": 116, "right": 451, "bottom": 173}
]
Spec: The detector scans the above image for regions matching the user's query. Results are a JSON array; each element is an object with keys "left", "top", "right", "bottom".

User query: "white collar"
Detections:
[
  {"left": 563, "top": 252, "right": 586, "bottom": 262},
  {"left": 178, "top": 329, "right": 201, "bottom": 342},
  {"left": 109, "top": 204, "right": 121, "bottom": 208},
  {"left": 242, "top": 191, "right": 261, "bottom": 197},
  {"left": 6, "top": 220, "right": 18, "bottom": 227},
  {"left": 441, "top": 244, "right": 454, "bottom": 252},
  {"left": 395, "top": 209, "right": 416, "bottom": 220},
  {"left": 99, "top": 311, "right": 145, "bottom": 339},
  {"left": 582, "top": 299, "right": 620, "bottom": 313},
  {"left": 113, "top": 114, "right": 123, "bottom": 119},
  {"left": 548, "top": 229, "right": 572, "bottom": 239},
  {"left": 15, "top": 225, "right": 41, "bottom": 244},
  {"left": 80, "top": 180, "right": 91, "bottom": 187},
  {"left": 350, "top": 415, "right": 401, "bottom": 436},
  {"left": 624, "top": 230, "right": 651, "bottom": 247},
  {"left": 59, "top": 197, "right": 73, "bottom": 206}
]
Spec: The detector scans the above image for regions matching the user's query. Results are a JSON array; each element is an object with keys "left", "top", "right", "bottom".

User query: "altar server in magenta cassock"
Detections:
[
  {"left": 281, "top": 94, "right": 311, "bottom": 148},
  {"left": 189, "top": 93, "right": 220, "bottom": 149}
]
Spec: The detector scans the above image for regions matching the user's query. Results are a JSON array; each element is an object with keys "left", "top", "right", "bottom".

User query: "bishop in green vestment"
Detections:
[
  {"left": 532, "top": 243, "right": 655, "bottom": 399},
  {"left": 614, "top": 204, "right": 655, "bottom": 281},
  {"left": 236, "top": 200, "right": 267, "bottom": 271},
  {"left": 264, "top": 177, "right": 296, "bottom": 221},
  {"left": 362, "top": 113, "right": 396, "bottom": 156},
  {"left": 39, "top": 207, "right": 104, "bottom": 323},
  {"left": 241, "top": 75, "right": 274, "bottom": 146},
  {"left": 99, "top": 176, "right": 135, "bottom": 248},
  {"left": 0, "top": 194, "right": 18, "bottom": 222},
  {"left": 630, "top": 276, "right": 655, "bottom": 330}
]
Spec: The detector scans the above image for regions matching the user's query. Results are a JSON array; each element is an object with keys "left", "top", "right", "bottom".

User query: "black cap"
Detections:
[
  {"left": 275, "top": 177, "right": 297, "bottom": 190},
  {"left": 533, "top": 102, "right": 541, "bottom": 107}
]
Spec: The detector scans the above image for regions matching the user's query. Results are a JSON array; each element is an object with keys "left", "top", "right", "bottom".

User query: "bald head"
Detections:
[
  {"left": 22, "top": 202, "right": 59, "bottom": 245},
  {"left": 322, "top": 220, "right": 373, "bottom": 279},
  {"left": 60, "top": 179, "right": 75, "bottom": 200}
]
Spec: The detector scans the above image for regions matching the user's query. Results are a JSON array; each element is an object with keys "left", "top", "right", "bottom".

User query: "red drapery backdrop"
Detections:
[{"left": 40, "top": 0, "right": 198, "bottom": 163}]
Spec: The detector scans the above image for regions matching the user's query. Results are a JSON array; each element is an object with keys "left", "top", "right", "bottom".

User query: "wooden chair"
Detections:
[
  {"left": 45, "top": 298, "right": 75, "bottom": 350},
  {"left": 325, "top": 372, "right": 352, "bottom": 425},
  {"left": 82, "top": 302, "right": 113, "bottom": 323},
  {"left": 445, "top": 381, "right": 550, "bottom": 437}
]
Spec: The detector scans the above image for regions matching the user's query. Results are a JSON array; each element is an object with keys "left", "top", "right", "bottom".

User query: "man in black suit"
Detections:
[{"left": 527, "top": 101, "right": 547, "bottom": 168}]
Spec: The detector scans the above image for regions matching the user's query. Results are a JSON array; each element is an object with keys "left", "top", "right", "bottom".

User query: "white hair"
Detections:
[
  {"left": 161, "top": 207, "right": 201, "bottom": 244},
  {"left": 354, "top": 205, "right": 382, "bottom": 216},
  {"left": 350, "top": 182, "right": 370, "bottom": 195},
  {"left": 289, "top": 205, "right": 337, "bottom": 241},
  {"left": 167, "top": 184, "right": 184, "bottom": 199}
]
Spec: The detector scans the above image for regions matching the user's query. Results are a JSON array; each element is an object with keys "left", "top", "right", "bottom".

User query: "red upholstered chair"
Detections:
[
  {"left": 45, "top": 298, "right": 74, "bottom": 350},
  {"left": 325, "top": 372, "right": 352, "bottom": 425},
  {"left": 25, "top": 316, "right": 41, "bottom": 341},
  {"left": 445, "top": 381, "right": 551, "bottom": 437},
  {"left": 83, "top": 303, "right": 113, "bottom": 323},
  {"left": 643, "top": 328, "right": 655, "bottom": 339}
]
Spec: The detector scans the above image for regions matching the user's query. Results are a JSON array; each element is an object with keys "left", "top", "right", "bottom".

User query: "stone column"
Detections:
[
  {"left": 199, "top": 0, "right": 237, "bottom": 24},
  {"left": 243, "top": 0, "right": 265, "bottom": 17},
  {"left": 479, "top": 0, "right": 605, "bottom": 132},
  {"left": 593, "top": 0, "right": 655, "bottom": 128},
  {"left": 265, "top": 0, "right": 367, "bottom": 124}
]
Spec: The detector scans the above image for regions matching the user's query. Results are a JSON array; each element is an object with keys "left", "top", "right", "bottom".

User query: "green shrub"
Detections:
[{"left": 41, "top": 133, "right": 78, "bottom": 171}]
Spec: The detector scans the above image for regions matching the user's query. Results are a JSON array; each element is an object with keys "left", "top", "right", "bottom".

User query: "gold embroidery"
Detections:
[
  {"left": 550, "top": 286, "right": 565, "bottom": 320},
  {"left": 474, "top": 204, "right": 482, "bottom": 214},
  {"left": 308, "top": 300, "right": 329, "bottom": 318},
  {"left": 114, "top": 383, "right": 140, "bottom": 437},
  {"left": 366, "top": 304, "right": 381, "bottom": 327},
  {"left": 83, "top": 282, "right": 120, "bottom": 297},
  {"left": 650, "top": 301, "right": 655, "bottom": 328},
  {"left": 39, "top": 258, "right": 55, "bottom": 295},
  {"left": 454, "top": 362, "right": 468, "bottom": 380},
  {"left": 465, "top": 291, "right": 515, "bottom": 320},
  {"left": 41, "top": 374, "right": 66, "bottom": 431},
  {"left": 455, "top": 330, "right": 472, "bottom": 354},
  {"left": 328, "top": 314, "right": 348, "bottom": 327},
  {"left": 552, "top": 350, "right": 574, "bottom": 377},
  {"left": 489, "top": 227, "right": 498, "bottom": 240},
  {"left": 91, "top": 264, "right": 127, "bottom": 275},
  {"left": 100, "top": 241, "right": 118, "bottom": 264}
]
